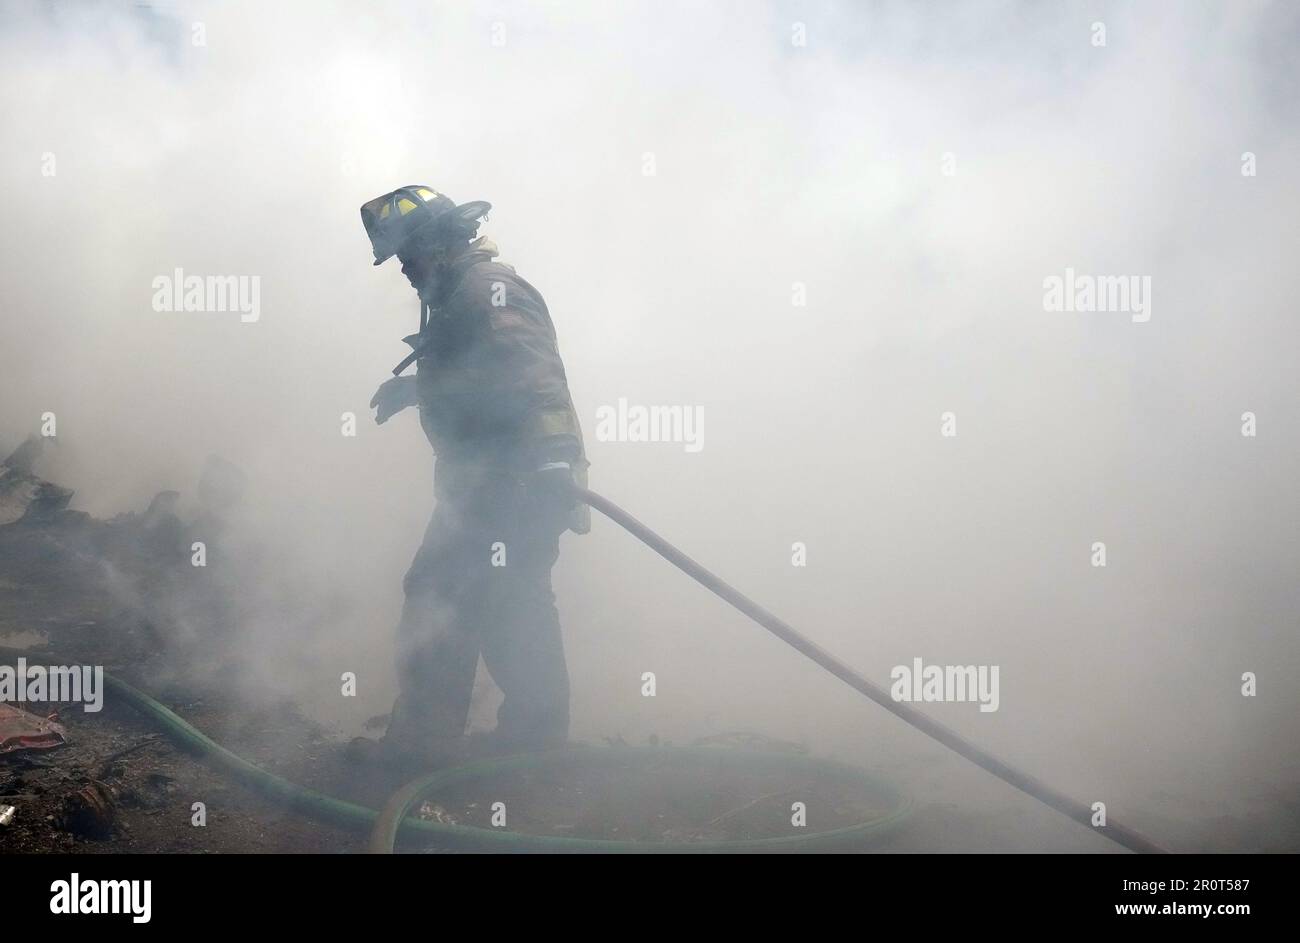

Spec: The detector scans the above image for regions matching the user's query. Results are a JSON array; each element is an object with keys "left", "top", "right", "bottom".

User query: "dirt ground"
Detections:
[{"left": 0, "top": 678, "right": 358, "bottom": 854}]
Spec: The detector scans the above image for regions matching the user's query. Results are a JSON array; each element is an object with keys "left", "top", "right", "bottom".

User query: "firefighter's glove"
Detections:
[
  {"left": 370, "top": 375, "right": 418, "bottom": 425},
  {"left": 531, "top": 461, "right": 577, "bottom": 511}
]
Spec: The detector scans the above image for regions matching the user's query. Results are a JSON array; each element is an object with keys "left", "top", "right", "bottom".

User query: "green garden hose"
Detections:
[
  {"left": 366, "top": 744, "right": 912, "bottom": 853},
  {"left": 2, "top": 663, "right": 909, "bottom": 853}
]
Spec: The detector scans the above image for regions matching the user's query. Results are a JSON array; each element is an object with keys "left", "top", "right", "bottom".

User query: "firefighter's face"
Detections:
[
  {"left": 398, "top": 237, "right": 456, "bottom": 291},
  {"left": 398, "top": 252, "right": 431, "bottom": 290}
]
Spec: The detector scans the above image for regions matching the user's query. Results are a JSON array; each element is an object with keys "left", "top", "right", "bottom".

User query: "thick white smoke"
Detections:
[{"left": 1, "top": 0, "right": 1297, "bottom": 850}]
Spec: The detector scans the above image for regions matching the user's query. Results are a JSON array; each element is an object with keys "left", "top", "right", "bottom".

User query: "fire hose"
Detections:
[{"left": 570, "top": 486, "right": 1170, "bottom": 854}]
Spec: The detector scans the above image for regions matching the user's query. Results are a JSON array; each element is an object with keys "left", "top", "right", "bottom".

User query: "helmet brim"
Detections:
[{"left": 367, "top": 200, "right": 492, "bottom": 265}]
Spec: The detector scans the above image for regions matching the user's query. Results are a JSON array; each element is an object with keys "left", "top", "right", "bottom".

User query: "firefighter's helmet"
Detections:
[{"left": 360, "top": 185, "right": 491, "bottom": 265}]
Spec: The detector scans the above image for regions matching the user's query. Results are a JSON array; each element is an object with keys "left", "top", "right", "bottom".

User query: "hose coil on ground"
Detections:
[
  {"left": 367, "top": 745, "right": 913, "bottom": 853},
  {"left": 96, "top": 671, "right": 911, "bottom": 853}
]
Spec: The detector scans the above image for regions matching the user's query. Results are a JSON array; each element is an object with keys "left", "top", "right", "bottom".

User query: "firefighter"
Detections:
[{"left": 350, "top": 185, "right": 588, "bottom": 769}]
